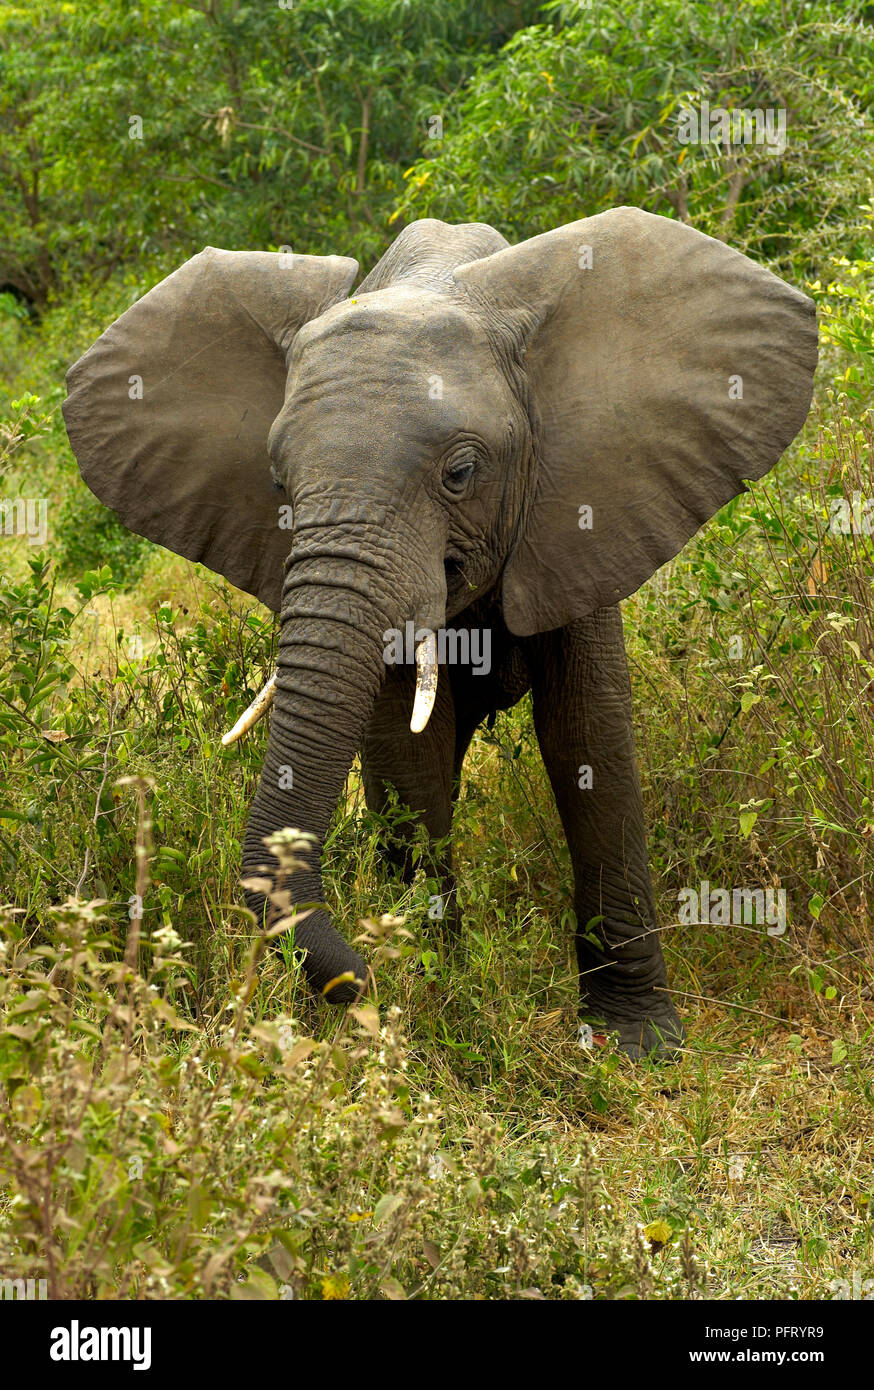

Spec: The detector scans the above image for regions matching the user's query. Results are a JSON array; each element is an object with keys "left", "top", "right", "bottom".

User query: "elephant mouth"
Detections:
[{"left": 444, "top": 549, "right": 479, "bottom": 595}]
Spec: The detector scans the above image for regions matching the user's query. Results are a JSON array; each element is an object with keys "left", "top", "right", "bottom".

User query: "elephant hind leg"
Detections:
[{"left": 361, "top": 664, "right": 459, "bottom": 924}]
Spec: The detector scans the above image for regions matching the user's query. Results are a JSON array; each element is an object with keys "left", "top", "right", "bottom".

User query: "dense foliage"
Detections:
[{"left": 1, "top": 0, "right": 539, "bottom": 306}]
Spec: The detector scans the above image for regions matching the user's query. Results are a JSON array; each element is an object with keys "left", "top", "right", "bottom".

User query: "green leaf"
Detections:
[
  {"left": 373, "top": 1193, "right": 404, "bottom": 1226},
  {"left": 739, "top": 810, "right": 758, "bottom": 839}
]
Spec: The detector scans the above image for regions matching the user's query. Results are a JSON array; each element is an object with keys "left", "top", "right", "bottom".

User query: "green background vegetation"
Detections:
[{"left": 1, "top": 0, "right": 874, "bottom": 1300}]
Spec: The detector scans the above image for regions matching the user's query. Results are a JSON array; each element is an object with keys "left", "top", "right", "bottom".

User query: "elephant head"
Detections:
[{"left": 63, "top": 210, "right": 817, "bottom": 1001}]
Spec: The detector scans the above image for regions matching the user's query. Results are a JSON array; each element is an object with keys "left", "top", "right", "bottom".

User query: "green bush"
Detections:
[{"left": 56, "top": 482, "right": 153, "bottom": 590}]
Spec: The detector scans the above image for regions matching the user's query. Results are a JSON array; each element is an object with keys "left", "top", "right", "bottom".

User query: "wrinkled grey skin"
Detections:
[{"left": 63, "top": 211, "right": 817, "bottom": 1058}]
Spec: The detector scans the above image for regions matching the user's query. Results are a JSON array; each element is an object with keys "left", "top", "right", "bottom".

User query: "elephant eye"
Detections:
[{"left": 442, "top": 450, "right": 477, "bottom": 496}]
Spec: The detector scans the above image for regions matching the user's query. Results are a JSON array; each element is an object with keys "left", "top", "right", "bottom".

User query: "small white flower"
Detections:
[{"left": 153, "top": 923, "right": 182, "bottom": 952}]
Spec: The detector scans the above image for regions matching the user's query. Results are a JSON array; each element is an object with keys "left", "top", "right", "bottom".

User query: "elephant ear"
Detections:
[
  {"left": 63, "top": 248, "right": 358, "bottom": 612},
  {"left": 454, "top": 207, "right": 817, "bottom": 636}
]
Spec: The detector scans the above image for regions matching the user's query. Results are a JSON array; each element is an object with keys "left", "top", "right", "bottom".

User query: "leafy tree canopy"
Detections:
[
  {"left": 0, "top": 0, "right": 539, "bottom": 306},
  {"left": 397, "top": 0, "right": 874, "bottom": 276}
]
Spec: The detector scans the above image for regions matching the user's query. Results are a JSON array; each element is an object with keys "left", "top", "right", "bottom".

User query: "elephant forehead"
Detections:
[
  {"left": 275, "top": 374, "right": 504, "bottom": 462},
  {"left": 291, "top": 287, "right": 502, "bottom": 386},
  {"left": 278, "top": 289, "right": 515, "bottom": 449},
  {"left": 297, "top": 284, "right": 481, "bottom": 347}
]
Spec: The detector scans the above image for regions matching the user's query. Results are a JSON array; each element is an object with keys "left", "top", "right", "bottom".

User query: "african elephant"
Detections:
[{"left": 63, "top": 209, "right": 817, "bottom": 1057}]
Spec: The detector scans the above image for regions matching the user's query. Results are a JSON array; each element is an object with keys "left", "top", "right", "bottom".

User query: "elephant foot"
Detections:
[
  {"left": 376, "top": 839, "right": 416, "bottom": 884},
  {"left": 318, "top": 967, "right": 368, "bottom": 1006},
  {"left": 293, "top": 907, "right": 369, "bottom": 1005},
  {"left": 580, "top": 989, "right": 685, "bottom": 1060}
]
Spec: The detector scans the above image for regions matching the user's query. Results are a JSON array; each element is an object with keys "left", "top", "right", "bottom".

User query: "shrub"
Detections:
[{"left": 56, "top": 483, "right": 152, "bottom": 591}]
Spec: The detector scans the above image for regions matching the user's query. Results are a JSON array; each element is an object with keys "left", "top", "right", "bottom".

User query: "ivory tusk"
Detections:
[
  {"left": 410, "top": 632, "right": 438, "bottom": 734},
  {"left": 221, "top": 672, "right": 277, "bottom": 746}
]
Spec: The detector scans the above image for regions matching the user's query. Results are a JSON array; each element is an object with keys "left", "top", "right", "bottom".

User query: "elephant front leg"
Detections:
[{"left": 527, "top": 607, "right": 684, "bottom": 1059}]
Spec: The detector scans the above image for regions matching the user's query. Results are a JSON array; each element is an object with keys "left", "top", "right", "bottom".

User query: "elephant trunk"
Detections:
[{"left": 241, "top": 518, "right": 445, "bottom": 1002}]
